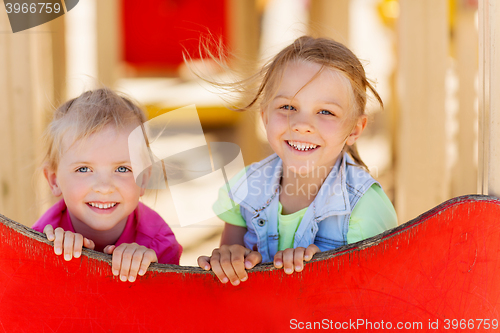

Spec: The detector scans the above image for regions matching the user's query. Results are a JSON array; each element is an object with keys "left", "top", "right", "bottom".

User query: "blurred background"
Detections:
[{"left": 0, "top": 0, "right": 479, "bottom": 266}]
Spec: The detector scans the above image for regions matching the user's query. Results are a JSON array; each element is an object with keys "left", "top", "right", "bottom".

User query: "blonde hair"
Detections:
[
  {"left": 44, "top": 87, "right": 147, "bottom": 171},
  {"left": 216, "top": 36, "right": 383, "bottom": 170}
]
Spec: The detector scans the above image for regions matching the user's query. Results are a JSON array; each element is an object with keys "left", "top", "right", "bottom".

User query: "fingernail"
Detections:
[
  {"left": 241, "top": 276, "right": 248, "bottom": 282},
  {"left": 74, "top": 251, "right": 81, "bottom": 258},
  {"left": 113, "top": 269, "right": 119, "bottom": 276},
  {"left": 204, "top": 265, "right": 210, "bottom": 270},
  {"left": 55, "top": 247, "right": 62, "bottom": 255},
  {"left": 285, "top": 268, "right": 292, "bottom": 274},
  {"left": 64, "top": 254, "right": 71, "bottom": 261},
  {"left": 244, "top": 261, "right": 252, "bottom": 269},
  {"left": 232, "top": 280, "right": 240, "bottom": 286},
  {"left": 128, "top": 276, "right": 135, "bottom": 282},
  {"left": 221, "top": 277, "right": 228, "bottom": 283},
  {"left": 305, "top": 255, "right": 311, "bottom": 260},
  {"left": 138, "top": 269, "right": 145, "bottom": 276},
  {"left": 295, "top": 265, "right": 302, "bottom": 272},
  {"left": 275, "top": 261, "right": 282, "bottom": 267},
  {"left": 120, "top": 275, "right": 127, "bottom": 282}
]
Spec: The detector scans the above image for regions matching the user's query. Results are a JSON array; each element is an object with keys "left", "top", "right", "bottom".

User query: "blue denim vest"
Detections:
[{"left": 229, "top": 152, "right": 378, "bottom": 263}]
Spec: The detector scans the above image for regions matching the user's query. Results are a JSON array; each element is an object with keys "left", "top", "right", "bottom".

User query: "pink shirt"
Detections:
[{"left": 32, "top": 200, "right": 182, "bottom": 265}]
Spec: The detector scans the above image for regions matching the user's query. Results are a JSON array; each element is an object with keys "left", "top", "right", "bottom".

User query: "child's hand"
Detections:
[
  {"left": 197, "top": 245, "right": 262, "bottom": 286},
  {"left": 104, "top": 243, "right": 157, "bottom": 283},
  {"left": 43, "top": 225, "right": 95, "bottom": 261},
  {"left": 273, "top": 244, "right": 319, "bottom": 274}
]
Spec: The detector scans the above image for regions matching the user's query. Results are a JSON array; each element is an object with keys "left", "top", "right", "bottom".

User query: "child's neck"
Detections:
[
  {"left": 69, "top": 213, "right": 127, "bottom": 252},
  {"left": 279, "top": 166, "right": 332, "bottom": 215}
]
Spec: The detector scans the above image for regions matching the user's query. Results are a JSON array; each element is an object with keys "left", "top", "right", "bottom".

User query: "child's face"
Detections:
[
  {"left": 262, "top": 61, "right": 366, "bottom": 176},
  {"left": 45, "top": 124, "right": 145, "bottom": 232}
]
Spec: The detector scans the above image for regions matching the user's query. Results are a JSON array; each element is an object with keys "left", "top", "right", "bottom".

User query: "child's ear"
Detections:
[
  {"left": 346, "top": 115, "right": 367, "bottom": 146},
  {"left": 260, "top": 108, "right": 268, "bottom": 127},
  {"left": 44, "top": 167, "right": 62, "bottom": 197}
]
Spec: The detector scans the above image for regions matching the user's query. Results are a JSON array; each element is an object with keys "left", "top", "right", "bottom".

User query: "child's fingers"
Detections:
[
  {"left": 137, "top": 249, "right": 157, "bottom": 277},
  {"left": 209, "top": 250, "right": 229, "bottom": 284},
  {"left": 127, "top": 249, "right": 145, "bottom": 282},
  {"left": 83, "top": 238, "right": 95, "bottom": 250},
  {"left": 73, "top": 233, "right": 84, "bottom": 258},
  {"left": 43, "top": 225, "right": 55, "bottom": 241},
  {"left": 293, "top": 247, "right": 306, "bottom": 272},
  {"left": 304, "top": 244, "right": 320, "bottom": 261},
  {"left": 62, "top": 231, "right": 76, "bottom": 261},
  {"left": 118, "top": 245, "right": 136, "bottom": 282},
  {"left": 244, "top": 250, "right": 262, "bottom": 270},
  {"left": 227, "top": 246, "right": 248, "bottom": 284},
  {"left": 282, "top": 248, "right": 295, "bottom": 274},
  {"left": 110, "top": 245, "right": 124, "bottom": 278},
  {"left": 219, "top": 245, "right": 247, "bottom": 286},
  {"left": 53, "top": 227, "right": 65, "bottom": 255},
  {"left": 273, "top": 251, "right": 284, "bottom": 269},
  {"left": 103, "top": 245, "right": 116, "bottom": 254},
  {"left": 197, "top": 256, "right": 211, "bottom": 271}
]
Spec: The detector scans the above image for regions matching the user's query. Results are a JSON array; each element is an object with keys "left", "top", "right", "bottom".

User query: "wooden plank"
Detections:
[
  {"left": 308, "top": 0, "right": 350, "bottom": 44},
  {"left": 396, "top": 0, "right": 449, "bottom": 221},
  {"left": 478, "top": 0, "right": 500, "bottom": 196},
  {"left": 0, "top": 16, "right": 57, "bottom": 226},
  {"left": 0, "top": 7, "right": 13, "bottom": 218},
  {"left": 0, "top": 195, "right": 499, "bottom": 331},
  {"left": 95, "top": 0, "right": 120, "bottom": 88},
  {"left": 452, "top": 2, "right": 478, "bottom": 197},
  {"left": 226, "top": 0, "right": 268, "bottom": 164}
]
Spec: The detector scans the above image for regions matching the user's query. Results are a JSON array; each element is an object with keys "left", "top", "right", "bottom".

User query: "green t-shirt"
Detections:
[{"left": 213, "top": 168, "right": 398, "bottom": 251}]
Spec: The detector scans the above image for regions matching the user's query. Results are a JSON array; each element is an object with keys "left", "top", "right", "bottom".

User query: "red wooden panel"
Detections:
[
  {"left": 121, "top": 0, "right": 227, "bottom": 71},
  {"left": 0, "top": 195, "right": 499, "bottom": 332}
]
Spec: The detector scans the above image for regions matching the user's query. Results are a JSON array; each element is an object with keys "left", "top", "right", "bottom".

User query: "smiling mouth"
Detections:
[
  {"left": 87, "top": 202, "right": 117, "bottom": 210},
  {"left": 286, "top": 140, "right": 319, "bottom": 151}
]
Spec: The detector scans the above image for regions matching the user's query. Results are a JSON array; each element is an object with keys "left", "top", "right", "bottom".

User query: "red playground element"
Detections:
[
  {"left": 121, "top": 0, "right": 227, "bottom": 71},
  {"left": 1, "top": 195, "right": 499, "bottom": 332}
]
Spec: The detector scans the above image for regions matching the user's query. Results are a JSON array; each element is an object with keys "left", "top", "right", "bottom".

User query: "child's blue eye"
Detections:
[
  {"left": 76, "top": 167, "right": 90, "bottom": 173},
  {"left": 116, "top": 166, "right": 130, "bottom": 173},
  {"left": 319, "top": 110, "right": 334, "bottom": 116},
  {"left": 280, "top": 105, "right": 296, "bottom": 111}
]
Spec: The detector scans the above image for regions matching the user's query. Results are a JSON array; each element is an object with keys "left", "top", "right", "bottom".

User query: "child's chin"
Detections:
[{"left": 283, "top": 164, "right": 314, "bottom": 177}]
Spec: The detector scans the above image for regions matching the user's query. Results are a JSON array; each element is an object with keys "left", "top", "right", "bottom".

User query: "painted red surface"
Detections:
[
  {"left": 121, "top": 0, "right": 227, "bottom": 71},
  {"left": 0, "top": 195, "right": 499, "bottom": 332}
]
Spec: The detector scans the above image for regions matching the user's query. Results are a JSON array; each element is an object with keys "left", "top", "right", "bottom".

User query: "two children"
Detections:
[{"left": 34, "top": 36, "right": 396, "bottom": 284}]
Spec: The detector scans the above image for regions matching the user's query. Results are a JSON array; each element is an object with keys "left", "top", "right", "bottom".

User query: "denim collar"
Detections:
[{"left": 230, "top": 153, "right": 353, "bottom": 219}]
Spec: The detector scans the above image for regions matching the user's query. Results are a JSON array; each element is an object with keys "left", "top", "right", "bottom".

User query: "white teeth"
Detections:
[
  {"left": 288, "top": 141, "right": 317, "bottom": 151},
  {"left": 89, "top": 202, "right": 116, "bottom": 209}
]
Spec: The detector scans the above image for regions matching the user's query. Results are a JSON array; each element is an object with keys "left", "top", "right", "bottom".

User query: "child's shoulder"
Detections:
[
  {"left": 135, "top": 202, "right": 170, "bottom": 229},
  {"left": 32, "top": 199, "right": 70, "bottom": 233}
]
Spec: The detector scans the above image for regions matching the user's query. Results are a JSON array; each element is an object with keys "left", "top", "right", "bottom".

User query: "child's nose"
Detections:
[
  {"left": 92, "top": 174, "right": 114, "bottom": 194},
  {"left": 291, "top": 114, "right": 315, "bottom": 134}
]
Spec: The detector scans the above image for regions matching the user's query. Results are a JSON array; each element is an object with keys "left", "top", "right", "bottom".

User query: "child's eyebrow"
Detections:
[
  {"left": 69, "top": 161, "right": 131, "bottom": 166},
  {"left": 274, "top": 95, "right": 293, "bottom": 100},
  {"left": 69, "top": 161, "right": 92, "bottom": 166},
  {"left": 274, "top": 95, "right": 343, "bottom": 108}
]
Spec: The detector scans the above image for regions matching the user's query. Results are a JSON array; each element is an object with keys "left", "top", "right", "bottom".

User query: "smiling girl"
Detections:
[
  {"left": 198, "top": 36, "right": 397, "bottom": 285},
  {"left": 32, "top": 88, "right": 181, "bottom": 282}
]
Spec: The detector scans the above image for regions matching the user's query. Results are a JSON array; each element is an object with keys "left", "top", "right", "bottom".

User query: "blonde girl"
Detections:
[
  {"left": 198, "top": 36, "right": 397, "bottom": 285},
  {"left": 33, "top": 88, "right": 182, "bottom": 282}
]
